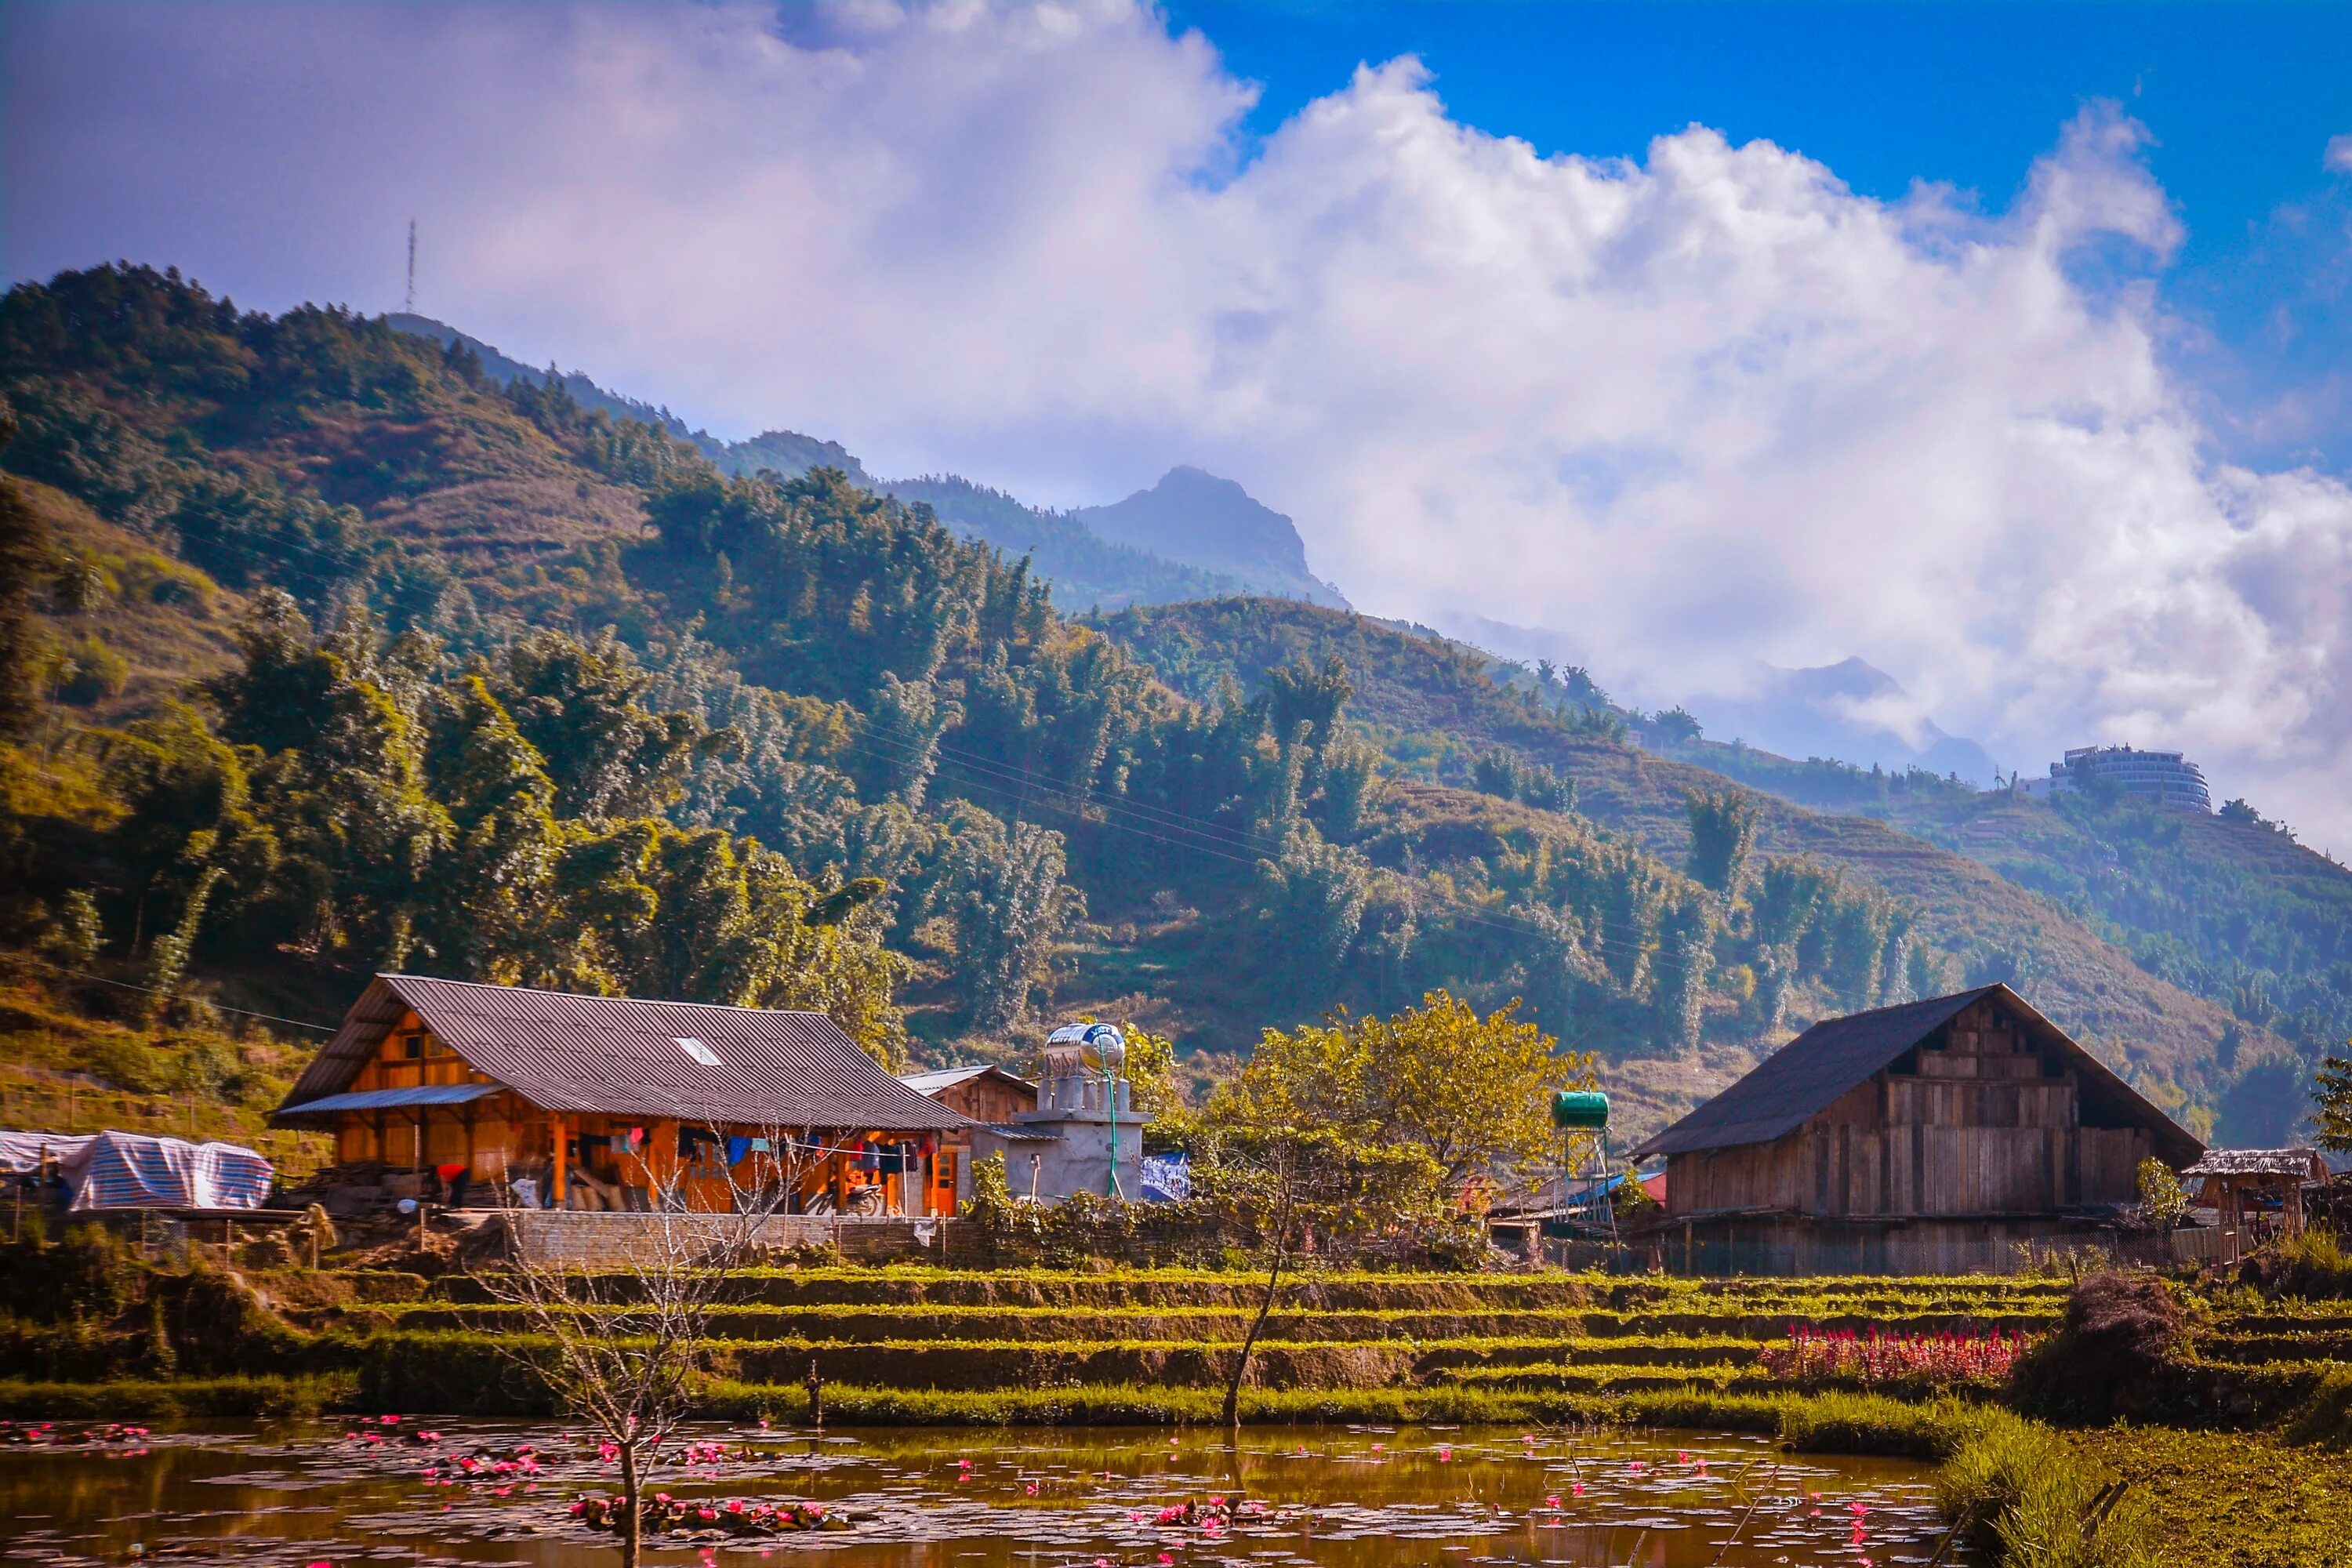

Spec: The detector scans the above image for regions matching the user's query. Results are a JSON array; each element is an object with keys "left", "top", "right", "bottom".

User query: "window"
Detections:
[{"left": 673, "top": 1036, "right": 722, "bottom": 1067}]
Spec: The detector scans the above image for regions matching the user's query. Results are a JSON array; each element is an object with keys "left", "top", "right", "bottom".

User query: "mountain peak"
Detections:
[{"left": 1071, "top": 467, "right": 1348, "bottom": 608}]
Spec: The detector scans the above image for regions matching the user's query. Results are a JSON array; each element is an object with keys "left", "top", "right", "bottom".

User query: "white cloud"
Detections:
[
  {"left": 7, "top": 1, "right": 2352, "bottom": 851},
  {"left": 2327, "top": 133, "right": 2352, "bottom": 174}
]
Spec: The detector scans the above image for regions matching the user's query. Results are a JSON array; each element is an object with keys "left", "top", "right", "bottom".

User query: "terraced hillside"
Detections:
[{"left": 0, "top": 1262, "right": 2158, "bottom": 1423}]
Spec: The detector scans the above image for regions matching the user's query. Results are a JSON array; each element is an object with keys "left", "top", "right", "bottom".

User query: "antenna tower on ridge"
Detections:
[{"left": 404, "top": 220, "right": 417, "bottom": 314}]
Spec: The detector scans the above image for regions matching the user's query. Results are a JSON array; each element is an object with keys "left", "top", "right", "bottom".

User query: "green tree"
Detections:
[
  {"left": 0, "top": 470, "right": 45, "bottom": 734},
  {"left": 2314, "top": 1052, "right": 2352, "bottom": 1158},
  {"left": 495, "top": 630, "right": 716, "bottom": 821},
  {"left": 1227, "top": 990, "right": 1592, "bottom": 1187},
  {"left": 924, "top": 804, "right": 1083, "bottom": 1032},
  {"left": 1684, "top": 787, "right": 1759, "bottom": 898}
]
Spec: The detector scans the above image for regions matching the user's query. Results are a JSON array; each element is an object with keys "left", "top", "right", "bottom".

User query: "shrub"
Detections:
[
  {"left": 2010, "top": 1271, "right": 2184, "bottom": 1424},
  {"left": 55, "top": 632, "right": 129, "bottom": 705},
  {"left": 2267, "top": 1225, "right": 2352, "bottom": 1301},
  {"left": 2134, "top": 1157, "right": 2187, "bottom": 1229}
]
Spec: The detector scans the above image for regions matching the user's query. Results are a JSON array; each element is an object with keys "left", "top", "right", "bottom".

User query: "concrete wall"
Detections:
[
  {"left": 1006, "top": 1109, "right": 1144, "bottom": 1202},
  {"left": 507, "top": 1210, "right": 967, "bottom": 1265}
]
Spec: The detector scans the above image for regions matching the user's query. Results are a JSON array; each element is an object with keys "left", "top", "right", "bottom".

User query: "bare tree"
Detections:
[
  {"left": 1200, "top": 1127, "right": 1443, "bottom": 1431},
  {"left": 473, "top": 1121, "right": 823, "bottom": 1568}
]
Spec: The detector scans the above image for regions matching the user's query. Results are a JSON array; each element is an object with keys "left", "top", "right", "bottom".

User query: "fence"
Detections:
[{"left": 1547, "top": 1225, "right": 2223, "bottom": 1278}]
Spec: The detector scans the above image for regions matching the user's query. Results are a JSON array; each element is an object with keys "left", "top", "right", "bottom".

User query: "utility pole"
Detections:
[{"left": 405, "top": 220, "right": 417, "bottom": 314}]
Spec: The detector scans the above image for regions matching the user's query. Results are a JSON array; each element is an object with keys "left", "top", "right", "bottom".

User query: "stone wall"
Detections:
[{"left": 506, "top": 1210, "right": 968, "bottom": 1266}]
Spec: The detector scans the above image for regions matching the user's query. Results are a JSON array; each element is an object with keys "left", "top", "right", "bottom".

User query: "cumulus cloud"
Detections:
[
  {"left": 6, "top": 1, "right": 2350, "bottom": 850},
  {"left": 2328, "top": 133, "right": 2352, "bottom": 174}
]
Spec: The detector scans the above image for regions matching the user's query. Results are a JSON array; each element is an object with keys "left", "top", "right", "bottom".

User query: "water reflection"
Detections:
[{"left": 0, "top": 1421, "right": 1969, "bottom": 1567}]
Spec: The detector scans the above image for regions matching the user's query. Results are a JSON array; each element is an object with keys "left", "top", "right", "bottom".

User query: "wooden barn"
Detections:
[
  {"left": 1630, "top": 985, "right": 2203, "bottom": 1272},
  {"left": 273, "top": 975, "right": 976, "bottom": 1216}
]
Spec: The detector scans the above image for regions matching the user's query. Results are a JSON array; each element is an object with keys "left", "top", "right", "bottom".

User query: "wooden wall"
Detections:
[
  {"left": 326, "top": 1011, "right": 970, "bottom": 1216},
  {"left": 1666, "top": 998, "right": 2158, "bottom": 1220},
  {"left": 931, "top": 1074, "right": 1034, "bottom": 1126}
]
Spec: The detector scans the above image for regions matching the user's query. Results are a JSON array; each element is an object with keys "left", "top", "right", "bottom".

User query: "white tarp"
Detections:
[
  {"left": 1, "top": 1128, "right": 272, "bottom": 1210},
  {"left": 0, "top": 1131, "right": 93, "bottom": 1174}
]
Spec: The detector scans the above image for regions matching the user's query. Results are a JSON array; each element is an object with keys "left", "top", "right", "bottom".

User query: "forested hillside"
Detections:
[
  {"left": 383, "top": 314, "right": 1247, "bottom": 615},
  {"left": 0, "top": 263, "right": 2313, "bottom": 1146},
  {"left": 1095, "top": 599, "right": 2312, "bottom": 1142}
]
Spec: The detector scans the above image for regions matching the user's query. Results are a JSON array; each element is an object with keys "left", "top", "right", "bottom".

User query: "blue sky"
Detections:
[{"left": 1165, "top": 0, "right": 2352, "bottom": 471}]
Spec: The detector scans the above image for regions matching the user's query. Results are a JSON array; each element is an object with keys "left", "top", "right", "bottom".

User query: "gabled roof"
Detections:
[
  {"left": 275, "top": 975, "right": 972, "bottom": 1131},
  {"left": 1630, "top": 984, "right": 2201, "bottom": 1165},
  {"left": 899, "top": 1064, "right": 1039, "bottom": 1097}
]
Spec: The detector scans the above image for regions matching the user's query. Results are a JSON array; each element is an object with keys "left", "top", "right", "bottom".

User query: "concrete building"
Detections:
[
  {"left": 898, "top": 1024, "right": 1144, "bottom": 1205},
  {"left": 2020, "top": 745, "right": 2212, "bottom": 811}
]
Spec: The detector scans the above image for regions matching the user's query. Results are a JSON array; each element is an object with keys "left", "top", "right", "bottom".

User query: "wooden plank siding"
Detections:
[
  {"left": 321, "top": 1008, "right": 961, "bottom": 1215},
  {"left": 1665, "top": 997, "right": 2158, "bottom": 1221}
]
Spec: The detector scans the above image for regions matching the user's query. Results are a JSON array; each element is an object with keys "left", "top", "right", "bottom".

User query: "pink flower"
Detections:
[{"left": 1544, "top": 1495, "right": 1561, "bottom": 1508}]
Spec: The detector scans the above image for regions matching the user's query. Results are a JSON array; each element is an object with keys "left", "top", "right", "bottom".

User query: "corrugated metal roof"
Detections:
[
  {"left": 981, "top": 1123, "right": 1062, "bottom": 1144},
  {"left": 1630, "top": 984, "right": 2202, "bottom": 1166},
  {"left": 273, "top": 1083, "right": 504, "bottom": 1120},
  {"left": 275, "top": 975, "right": 975, "bottom": 1132},
  {"left": 899, "top": 1064, "right": 1040, "bottom": 1096}
]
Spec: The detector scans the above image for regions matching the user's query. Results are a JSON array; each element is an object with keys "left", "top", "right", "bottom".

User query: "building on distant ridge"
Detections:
[{"left": 2018, "top": 745, "right": 2211, "bottom": 811}]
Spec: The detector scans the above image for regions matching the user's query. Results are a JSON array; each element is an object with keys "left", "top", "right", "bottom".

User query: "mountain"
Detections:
[
  {"left": 1437, "top": 612, "right": 1998, "bottom": 783},
  {"left": 1691, "top": 657, "right": 2001, "bottom": 784},
  {"left": 1095, "top": 597, "right": 2344, "bottom": 1144},
  {"left": 7, "top": 263, "right": 2343, "bottom": 1152},
  {"left": 719, "top": 430, "right": 873, "bottom": 488},
  {"left": 383, "top": 315, "right": 1225, "bottom": 613},
  {"left": 387, "top": 313, "right": 709, "bottom": 444},
  {"left": 1070, "top": 466, "right": 1350, "bottom": 608}
]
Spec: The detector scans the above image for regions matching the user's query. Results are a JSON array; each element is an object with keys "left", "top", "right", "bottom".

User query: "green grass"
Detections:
[
  {"left": 0, "top": 1375, "right": 354, "bottom": 1419},
  {"left": 2066, "top": 1425, "right": 2350, "bottom": 1568}
]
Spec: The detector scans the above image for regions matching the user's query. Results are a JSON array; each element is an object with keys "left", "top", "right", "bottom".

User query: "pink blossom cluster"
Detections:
[
  {"left": 570, "top": 1493, "right": 843, "bottom": 1536},
  {"left": 2, "top": 1420, "right": 150, "bottom": 1448},
  {"left": 1759, "top": 1324, "right": 2026, "bottom": 1384}
]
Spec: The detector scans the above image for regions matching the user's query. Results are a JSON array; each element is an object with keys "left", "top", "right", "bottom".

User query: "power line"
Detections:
[
  {"left": 16, "top": 955, "right": 339, "bottom": 1033},
  {"left": 850, "top": 717, "right": 1667, "bottom": 963}
]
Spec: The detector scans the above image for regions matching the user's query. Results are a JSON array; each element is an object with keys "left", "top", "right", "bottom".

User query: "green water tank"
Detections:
[{"left": 1552, "top": 1090, "right": 1610, "bottom": 1131}]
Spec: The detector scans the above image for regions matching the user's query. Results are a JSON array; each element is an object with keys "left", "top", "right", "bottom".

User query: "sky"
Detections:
[{"left": 5, "top": 1, "right": 2351, "bottom": 851}]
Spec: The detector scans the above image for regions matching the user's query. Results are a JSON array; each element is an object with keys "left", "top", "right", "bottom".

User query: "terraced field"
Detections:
[
  {"left": 7, "top": 1264, "right": 2339, "bottom": 1428},
  {"left": 238, "top": 1269, "right": 2082, "bottom": 1421}
]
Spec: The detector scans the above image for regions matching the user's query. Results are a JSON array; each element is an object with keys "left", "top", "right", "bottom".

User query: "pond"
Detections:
[{"left": 0, "top": 1420, "right": 1969, "bottom": 1568}]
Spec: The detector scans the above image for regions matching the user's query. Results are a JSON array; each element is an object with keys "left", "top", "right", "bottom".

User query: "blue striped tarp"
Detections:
[{"left": 64, "top": 1130, "right": 274, "bottom": 1211}]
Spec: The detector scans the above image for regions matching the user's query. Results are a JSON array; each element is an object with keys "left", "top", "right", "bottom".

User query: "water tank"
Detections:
[{"left": 1552, "top": 1090, "right": 1610, "bottom": 1131}]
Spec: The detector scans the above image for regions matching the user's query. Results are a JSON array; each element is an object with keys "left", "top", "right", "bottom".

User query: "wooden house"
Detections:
[
  {"left": 899, "top": 1065, "right": 1040, "bottom": 1126},
  {"left": 272, "top": 975, "right": 976, "bottom": 1216},
  {"left": 1629, "top": 985, "right": 2203, "bottom": 1271}
]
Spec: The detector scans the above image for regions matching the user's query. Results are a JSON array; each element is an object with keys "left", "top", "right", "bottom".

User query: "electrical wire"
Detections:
[{"left": 15, "top": 954, "right": 339, "bottom": 1033}]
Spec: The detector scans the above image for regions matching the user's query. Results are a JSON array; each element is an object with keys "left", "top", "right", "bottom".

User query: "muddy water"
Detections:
[{"left": 0, "top": 1421, "right": 1968, "bottom": 1568}]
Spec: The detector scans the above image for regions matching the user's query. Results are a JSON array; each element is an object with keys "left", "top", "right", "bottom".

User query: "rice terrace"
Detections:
[{"left": 5, "top": 2, "right": 2352, "bottom": 1566}]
